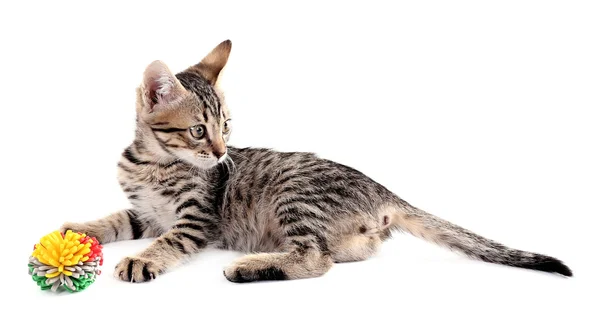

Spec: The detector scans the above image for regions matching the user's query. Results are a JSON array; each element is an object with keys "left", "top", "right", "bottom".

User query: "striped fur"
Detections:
[{"left": 60, "top": 40, "right": 572, "bottom": 283}]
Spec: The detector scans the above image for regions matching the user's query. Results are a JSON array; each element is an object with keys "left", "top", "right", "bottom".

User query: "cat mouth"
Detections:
[
  {"left": 195, "top": 158, "right": 219, "bottom": 169},
  {"left": 181, "top": 154, "right": 219, "bottom": 170},
  {"left": 217, "top": 153, "right": 228, "bottom": 163}
]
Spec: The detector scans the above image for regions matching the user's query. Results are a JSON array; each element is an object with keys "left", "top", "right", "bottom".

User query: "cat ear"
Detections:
[
  {"left": 185, "top": 39, "right": 232, "bottom": 85},
  {"left": 142, "top": 60, "right": 187, "bottom": 113}
]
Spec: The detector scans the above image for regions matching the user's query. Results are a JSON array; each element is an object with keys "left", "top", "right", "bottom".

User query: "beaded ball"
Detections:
[{"left": 28, "top": 230, "right": 103, "bottom": 292}]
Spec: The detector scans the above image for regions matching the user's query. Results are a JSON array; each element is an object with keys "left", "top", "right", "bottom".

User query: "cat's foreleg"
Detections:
[
  {"left": 60, "top": 209, "right": 153, "bottom": 244},
  {"left": 114, "top": 198, "right": 219, "bottom": 282}
]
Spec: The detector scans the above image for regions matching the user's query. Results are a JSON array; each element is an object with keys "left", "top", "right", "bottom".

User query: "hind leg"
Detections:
[
  {"left": 330, "top": 230, "right": 382, "bottom": 263},
  {"left": 330, "top": 212, "right": 393, "bottom": 263},
  {"left": 224, "top": 241, "right": 332, "bottom": 282}
]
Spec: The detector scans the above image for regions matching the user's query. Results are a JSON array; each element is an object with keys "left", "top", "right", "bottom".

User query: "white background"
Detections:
[{"left": 0, "top": 1, "right": 598, "bottom": 325}]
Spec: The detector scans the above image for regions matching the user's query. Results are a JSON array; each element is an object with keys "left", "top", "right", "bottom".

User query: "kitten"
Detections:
[{"left": 61, "top": 40, "right": 572, "bottom": 283}]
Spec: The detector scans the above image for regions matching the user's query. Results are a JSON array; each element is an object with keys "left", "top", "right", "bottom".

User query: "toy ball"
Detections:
[{"left": 28, "top": 230, "right": 103, "bottom": 293}]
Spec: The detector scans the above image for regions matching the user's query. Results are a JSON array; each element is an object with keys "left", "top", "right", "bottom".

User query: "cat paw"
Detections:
[
  {"left": 60, "top": 222, "right": 106, "bottom": 242},
  {"left": 114, "top": 257, "right": 160, "bottom": 283},
  {"left": 223, "top": 255, "right": 288, "bottom": 283},
  {"left": 59, "top": 222, "right": 86, "bottom": 235}
]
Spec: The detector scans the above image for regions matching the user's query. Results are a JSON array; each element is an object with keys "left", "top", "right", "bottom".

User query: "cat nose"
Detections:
[{"left": 213, "top": 149, "right": 227, "bottom": 160}]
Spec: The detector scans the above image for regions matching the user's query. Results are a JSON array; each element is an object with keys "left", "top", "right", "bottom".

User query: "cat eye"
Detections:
[
  {"left": 189, "top": 125, "right": 205, "bottom": 139},
  {"left": 223, "top": 119, "right": 231, "bottom": 134}
]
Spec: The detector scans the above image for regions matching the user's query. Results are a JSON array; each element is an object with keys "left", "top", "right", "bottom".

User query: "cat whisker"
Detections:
[
  {"left": 228, "top": 150, "right": 249, "bottom": 161},
  {"left": 225, "top": 156, "right": 237, "bottom": 175}
]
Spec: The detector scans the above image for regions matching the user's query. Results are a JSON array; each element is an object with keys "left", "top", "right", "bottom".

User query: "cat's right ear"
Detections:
[
  {"left": 185, "top": 40, "right": 232, "bottom": 86},
  {"left": 140, "top": 60, "right": 188, "bottom": 114}
]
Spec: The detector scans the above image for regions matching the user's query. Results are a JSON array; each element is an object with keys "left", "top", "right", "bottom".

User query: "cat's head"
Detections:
[{"left": 135, "top": 40, "right": 232, "bottom": 169}]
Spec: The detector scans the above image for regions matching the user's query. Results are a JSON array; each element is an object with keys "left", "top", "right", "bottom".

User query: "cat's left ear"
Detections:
[
  {"left": 141, "top": 60, "right": 188, "bottom": 113},
  {"left": 185, "top": 39, "right": 232, "bottom": 85}
]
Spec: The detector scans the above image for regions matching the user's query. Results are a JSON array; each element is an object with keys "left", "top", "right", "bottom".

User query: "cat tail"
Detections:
[{"left": 387, "top": 203, "right": 573, "bottom": 277}]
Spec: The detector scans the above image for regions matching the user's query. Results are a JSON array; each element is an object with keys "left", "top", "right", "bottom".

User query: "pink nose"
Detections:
[{"left": 213, "top": 149, "right": 226, "bottom": 159}]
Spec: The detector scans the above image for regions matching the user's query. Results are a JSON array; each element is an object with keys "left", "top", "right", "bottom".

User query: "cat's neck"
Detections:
[{"left": 130, "top": 125, "right": 178, "bottom": 165}]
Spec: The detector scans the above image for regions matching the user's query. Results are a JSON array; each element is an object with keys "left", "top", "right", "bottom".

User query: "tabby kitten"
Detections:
[{"left": 61, "top": 40, "right": 572, "bottom": 283}]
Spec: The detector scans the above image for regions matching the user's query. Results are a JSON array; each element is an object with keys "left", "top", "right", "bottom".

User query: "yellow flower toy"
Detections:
[{"left": 28, "top": 230, "right": 103, "bottom": 292}]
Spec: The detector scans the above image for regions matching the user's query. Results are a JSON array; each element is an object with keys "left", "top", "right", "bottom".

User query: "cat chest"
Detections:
[
  {"left": 131, "top": 187, "right": 179, "bottom": 232},
  {"left": 119, "top": 167, "right": 206, "bottom": 232}
]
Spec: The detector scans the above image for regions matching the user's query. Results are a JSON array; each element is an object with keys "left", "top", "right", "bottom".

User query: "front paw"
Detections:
[
  {"left": 114, "top": 257, "right": 160, "bottom": 283},
  {"left": 59, "top": 222, "right": 81, "bottom": 234},
  {"left": 59, "top": 222, "right": 97, "bottom": 238}
]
